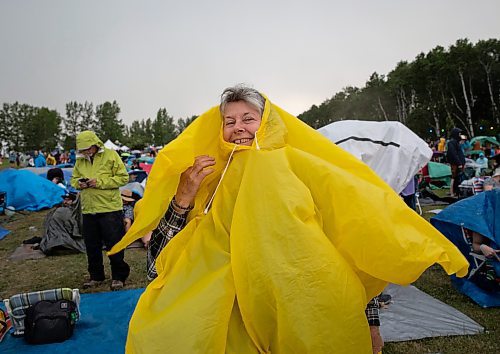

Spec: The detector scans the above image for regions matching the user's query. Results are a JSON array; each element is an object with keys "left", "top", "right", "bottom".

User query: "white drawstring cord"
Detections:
[
  {"left": 204, "top": 144, "right": 238, "bottom": 214},
  {"left": 254, "top": 133, "right": 260, "bottom": 150}
]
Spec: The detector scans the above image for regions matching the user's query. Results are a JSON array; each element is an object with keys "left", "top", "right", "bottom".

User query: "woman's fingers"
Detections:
[
  {"left": 191, "top": 156, "right": 216, "bottom": 175},
  {"left": 176, "top": 156, "right": 216, "bottom": 204}
]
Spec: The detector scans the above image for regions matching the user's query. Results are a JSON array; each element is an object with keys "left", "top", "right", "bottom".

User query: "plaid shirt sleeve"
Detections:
[
  {"left": 365, "top": 296, "right": 380, "bottom": 326},
  {"left": 146, "top": 200, "right": 188, "bottom": 280}
]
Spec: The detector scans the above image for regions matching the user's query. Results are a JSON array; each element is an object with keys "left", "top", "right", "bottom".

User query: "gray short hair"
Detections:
[{"left": 220, "top": 84, "right": 265, "bottom": 117}]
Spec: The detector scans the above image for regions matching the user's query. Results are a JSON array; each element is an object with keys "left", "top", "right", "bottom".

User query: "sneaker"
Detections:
[
  {"left": 83, "top": 279, "right": 104, "bottom": 289},
  {"left": 23, "top": 236, "right": 42, "bottom": 244},
  {"left": 111, "top": 280, "right": 124, "bottom": 291}
]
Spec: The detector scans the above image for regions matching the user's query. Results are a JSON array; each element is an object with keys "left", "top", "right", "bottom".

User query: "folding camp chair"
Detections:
[
  {"left": 460, "top": 227, "right": 487, "bottom": 279},
  {"left": 2, "top": 288, "right": 80, "bottom": 336}
]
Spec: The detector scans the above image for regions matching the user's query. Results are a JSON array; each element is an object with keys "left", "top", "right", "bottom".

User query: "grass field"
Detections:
[{"left": 0, "top": 162, "right": 498, "bottom": 353}]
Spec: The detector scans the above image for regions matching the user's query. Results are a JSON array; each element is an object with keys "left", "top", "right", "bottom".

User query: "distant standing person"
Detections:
[
  {"left": 446, "top": 127, "right": 466, "bottom": 197},
  {"left": 71, "top": 131, "right": 130, "bottom": 290},
  {"left": 9, "top": 151, "right": 16, "bottom": 167},
  {"left": 34, "top": 150, "right": 47, "bottom": 167}
]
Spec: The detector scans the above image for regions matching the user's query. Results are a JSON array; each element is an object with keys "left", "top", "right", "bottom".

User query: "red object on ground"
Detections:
[{"left": 140, "top": 163, "right": 152, "bottom": 173}]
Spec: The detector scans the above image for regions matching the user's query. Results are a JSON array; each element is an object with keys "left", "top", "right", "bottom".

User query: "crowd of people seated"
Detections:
[
  {"left": 4, "top": 148, "right": 78, "bottom": 168},
  {"left": 425, "top": 128, "right": 500, "bottom": 198}
]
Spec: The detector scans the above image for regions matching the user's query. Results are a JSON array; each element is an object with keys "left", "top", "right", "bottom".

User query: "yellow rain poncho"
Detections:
[{"left": 111, "top": 96, "right": 468, "bottom": 354}]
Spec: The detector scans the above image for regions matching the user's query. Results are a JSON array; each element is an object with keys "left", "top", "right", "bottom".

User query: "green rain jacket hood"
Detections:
[
  {"left": 76, "top": 131, "right": 104, "bottom": 151},
  {"left": 71, "top": 131, "right": 128, "bottom": 214}
]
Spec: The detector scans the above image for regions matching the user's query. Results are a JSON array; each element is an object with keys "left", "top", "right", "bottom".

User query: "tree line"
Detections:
[
  {"left": 0, "top": 100, "right": 197, "bottom": 152},
  {"left": 2, "top": 38, "right": 499, "bottom": 153},
  {"left": 298, "top": 38, "right": 500, "bottom": 139}
]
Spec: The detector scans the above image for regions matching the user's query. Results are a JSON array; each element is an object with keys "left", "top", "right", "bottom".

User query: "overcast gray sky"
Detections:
[{"left": 1, "top": 0, "right": 499, "bottom": 125}]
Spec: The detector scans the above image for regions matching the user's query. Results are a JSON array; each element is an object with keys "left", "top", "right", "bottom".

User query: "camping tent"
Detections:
[
  {"left": 318, "top": 120, "right": 433, "bottom": 193},
  {"left": 422, "top": 161, "right": 452, "bottom": 188},
  {"left": 120, "top": 145, "right": 130, "bottom": 151},
  {"left": 0, "top": 169, "right": 66, "bottom": 211},
  {"left": 430, "top": 190, "right": 500, "bottom": 307},
  {"left": 469, "top": 136, "right": 499, "bottom": 147},
  {"left": 104, "top": 139, "right": 119, "bottom": 150}
]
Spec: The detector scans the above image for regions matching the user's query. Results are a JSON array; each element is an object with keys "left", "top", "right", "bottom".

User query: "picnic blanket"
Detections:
[{"left": 0, "top": 288, "right": 143, "bottom": 353}]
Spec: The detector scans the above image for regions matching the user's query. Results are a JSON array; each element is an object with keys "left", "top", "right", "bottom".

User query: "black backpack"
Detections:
[{"left": 24, "top": 299, "right": 77, "bottom": 344}]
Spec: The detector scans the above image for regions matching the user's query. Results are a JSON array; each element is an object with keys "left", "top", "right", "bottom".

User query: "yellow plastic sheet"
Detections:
[{"left": 111, "top": 97, "right": 468, "bottom": 353}]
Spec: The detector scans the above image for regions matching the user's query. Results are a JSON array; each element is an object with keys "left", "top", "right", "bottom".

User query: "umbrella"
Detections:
[{"left": 470, "top": 136, "right": 499, "bottom": 147}]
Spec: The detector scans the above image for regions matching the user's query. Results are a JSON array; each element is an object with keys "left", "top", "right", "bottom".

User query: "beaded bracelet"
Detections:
[{"left": 172, "top": 196, "right": 194, "bottom": 211}]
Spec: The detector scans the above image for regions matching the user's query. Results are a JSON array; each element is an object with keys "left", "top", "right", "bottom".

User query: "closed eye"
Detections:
[{"left": 243, "top": 115, "right": 256, "bottom": 123}]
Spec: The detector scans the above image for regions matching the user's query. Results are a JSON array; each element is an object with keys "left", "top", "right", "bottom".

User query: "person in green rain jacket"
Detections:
[{"left": 71, "top": 131, "right": 130, "bottom": 290}]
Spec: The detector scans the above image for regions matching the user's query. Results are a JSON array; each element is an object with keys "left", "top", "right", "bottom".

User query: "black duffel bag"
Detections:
[{"left": 24, "top": 299, "right": 77, "bottom": 344}]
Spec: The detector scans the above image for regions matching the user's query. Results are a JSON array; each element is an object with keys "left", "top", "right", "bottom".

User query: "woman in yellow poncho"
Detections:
[{"left": 111, "top": 85, "right": 468, "bottom": 354}]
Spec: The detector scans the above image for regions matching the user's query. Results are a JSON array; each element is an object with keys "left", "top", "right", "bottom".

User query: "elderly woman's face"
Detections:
[{"left": 222, "top": 101, "right": 262, "bottom": 146}]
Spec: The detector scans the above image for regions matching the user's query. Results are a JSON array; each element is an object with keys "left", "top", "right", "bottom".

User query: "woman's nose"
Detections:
[{"left": 234, "top": 122, "right": 245, "bottom": 132}]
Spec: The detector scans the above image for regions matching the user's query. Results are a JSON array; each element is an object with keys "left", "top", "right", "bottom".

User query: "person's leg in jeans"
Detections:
[
  {"left": 82, "top": 214, "right": 106, "bottom": 281},
  {"left": 99, "top": 210, "right": 130, "bottom": 282}
]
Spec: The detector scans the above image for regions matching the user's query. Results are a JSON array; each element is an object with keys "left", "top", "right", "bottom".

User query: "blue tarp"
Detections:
[
  {"left": 0, "top": 169, "right": 66, "bottom": 211},
  {"left": 0, "top": 226, "right": 10, "bottom": 240},
  {"left": 1, "top": 288, "right": 143, "bottom": 353},
  {"left": 431, "top": 190, "right": 500, "bottom": 307}
]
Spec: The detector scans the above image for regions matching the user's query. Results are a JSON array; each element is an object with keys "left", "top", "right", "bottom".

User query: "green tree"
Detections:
[
  {"left": 152, "top": 108, "right": 176, "bottom": 146},
  {"left": 476, "top": 39, "right": 500, "bottom": 125},
  {"left": 95, "top": 101, "right": 124, "bottom": 143},
  {"left": 176, "top": 115, "right": 198, "bottom": 134},
  {"left": 22, "top": 106, "right": 61, "bottom": 151},
  {"left": 63, "top": 101, "right": 95, "bottom": 150},
  {"left": 2, "top": 103, "right": 26, "bottom": 151}
]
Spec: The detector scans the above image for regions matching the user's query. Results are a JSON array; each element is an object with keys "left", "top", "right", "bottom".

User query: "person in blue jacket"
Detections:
[{"left": 34, "top": 150, "right": 47, "bottom": 167}]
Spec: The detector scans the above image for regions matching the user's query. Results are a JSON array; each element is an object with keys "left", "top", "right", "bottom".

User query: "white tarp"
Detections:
[
  {"left": 120, "top": 145, "right": 130, "bottom": 151},
  {"left": 318, "top": 120, "right": 433, "bottom": 194},
  {"left": 104, "top": 139, "right": 119, "bottom": 150},
  {"left": 381, "top": 284, "right": 484, "bottom": 342}
]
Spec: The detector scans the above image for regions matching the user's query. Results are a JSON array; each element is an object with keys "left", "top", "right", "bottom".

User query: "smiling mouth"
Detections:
[{"left": 233, "top": 138, "right": 253, "bottom": 145}]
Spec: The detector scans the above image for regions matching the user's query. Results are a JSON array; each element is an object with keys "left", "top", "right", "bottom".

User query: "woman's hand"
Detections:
[
  {"left": 174, "top": 155, "right": 215, "bottom": 209},
  {"left": 479, "top": 244, "right": 500, "bottom": 259}
]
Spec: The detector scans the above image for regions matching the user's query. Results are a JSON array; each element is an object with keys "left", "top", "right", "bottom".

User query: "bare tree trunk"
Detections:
[
  {"left": 400, "top": 89, "right": 408, "bottom": 124},
  {"left": 481, "top": 61, "right": 500, "bottom": 125},
  {"left": 409, "top": 89, "right": 416, "bottom": 114},
  {"left": 459, "top": 70, "right": 474, "bottom": 136},
  {"left": 425, "top": 88, "right": 440, "bottom": 137},
  {"left": 396, "top": 93, "right": 403, "bottom": 122},
  {"left": 431, "top": 110, "right": 440, "bottom": 138},
  {"left": 451, "top": 92, "right": 464, "bottom": 114},
  {"left": 452, "top": 112, "right": 471, "bottom": 137},
  {"left": 378, "top": 96, "right": 389, "bottom": 121},
  {"left": 440, "top": 89, "right": 453, "bottom": 125}
]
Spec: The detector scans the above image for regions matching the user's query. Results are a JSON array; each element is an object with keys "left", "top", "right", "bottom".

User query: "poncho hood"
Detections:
[{"left": 450, "top": 127, "right": 462, "bottom": 141}]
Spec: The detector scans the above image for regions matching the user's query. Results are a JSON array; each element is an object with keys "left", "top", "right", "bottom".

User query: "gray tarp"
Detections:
[
  {"left": 39, "top": 197, "right": 85, "bottom": 254},
  {"left": 381, "top": 284, "right": 484, "bottom": 342}
]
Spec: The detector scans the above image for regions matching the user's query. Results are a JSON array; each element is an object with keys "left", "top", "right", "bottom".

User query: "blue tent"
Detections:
[
  {"left": 0, "top": 169, "right": 66, "bottom": 211},
  {"left": 431, "top": 190, "right": 500, "bottom": 307}
]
